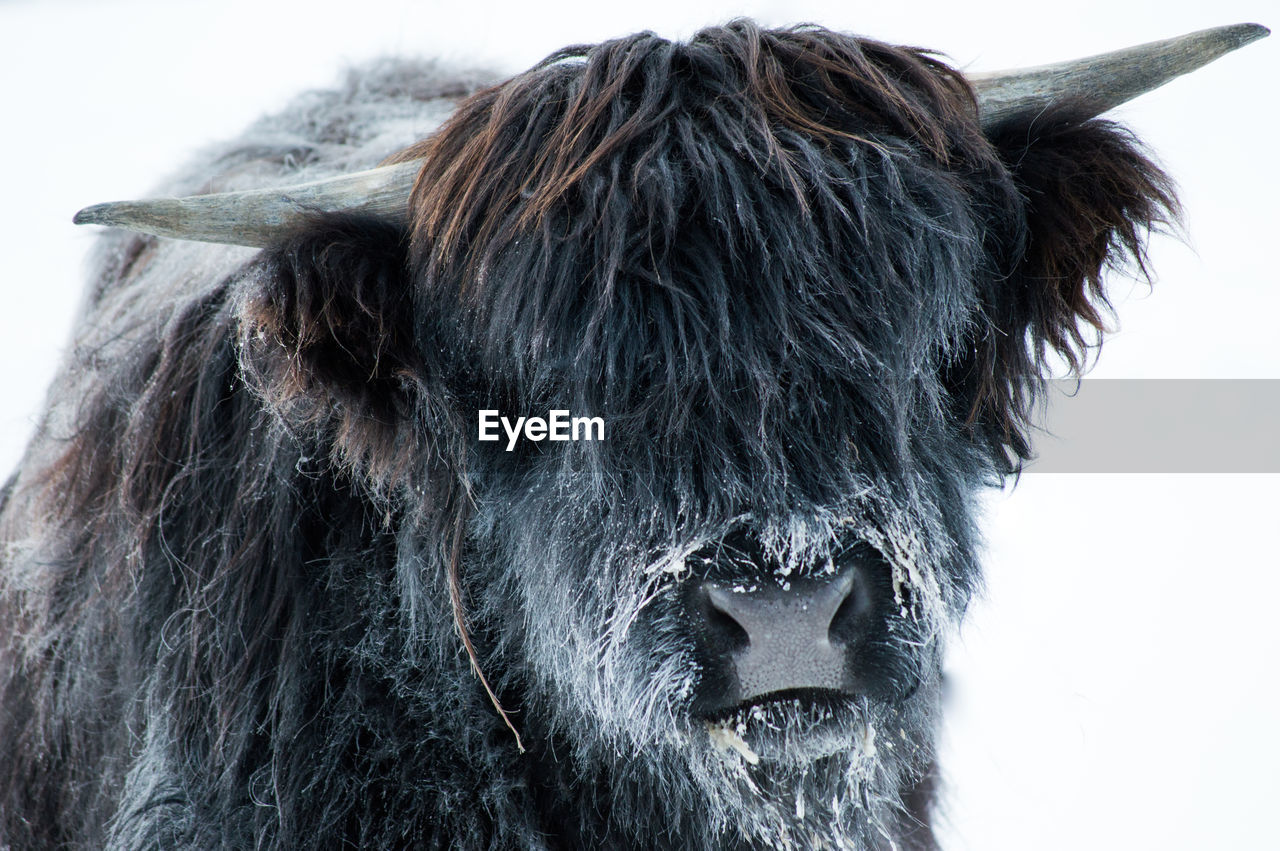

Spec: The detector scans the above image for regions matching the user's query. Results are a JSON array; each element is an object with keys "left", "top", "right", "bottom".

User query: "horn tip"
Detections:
[
  {"left": 72, "top": 205, "right": 100, "bottom": 225},
  {"left": 1224, "top": 22, "right": 1270, "bottom": 45},
  {"left": 73, "top": 203, "right": 120, "bottom": 226}
]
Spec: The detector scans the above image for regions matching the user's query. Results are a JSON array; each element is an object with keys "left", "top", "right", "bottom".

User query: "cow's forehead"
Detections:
[
  {"left": 452, "top": 146, "right": 994, "bottom": 508},
  {"left": 414, "top": 29, "right": 1016, "bottom": 426}
]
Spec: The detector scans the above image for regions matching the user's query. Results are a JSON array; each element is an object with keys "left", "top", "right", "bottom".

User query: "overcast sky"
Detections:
[{"left": 1, "top": 1, "right": 1275, "bottom": 848}]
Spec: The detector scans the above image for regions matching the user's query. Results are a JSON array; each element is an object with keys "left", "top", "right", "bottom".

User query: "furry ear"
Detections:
[
  {"left": 952, "top": 107, "right": 1180, "bottom": 471},
  {"left": 238, "top": 214, "right": 422, "bottom": 475}
]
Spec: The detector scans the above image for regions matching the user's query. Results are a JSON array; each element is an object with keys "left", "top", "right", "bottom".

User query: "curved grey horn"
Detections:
[
  {"left": 972, "top": 23, "right": 1269, "bottom": 131},
  {"left": 72, "top": 159, "right": 422, "bottom": 248}
]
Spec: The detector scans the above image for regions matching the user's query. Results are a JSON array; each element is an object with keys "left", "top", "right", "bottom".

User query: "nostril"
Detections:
[
  {"left": 828, "top": 582, "right": 858, "bottom": 639},
  {"left": 705, "top": 593, "right": 750, "bottom": 651},
  {"left": 827, "top": 569, "right": 869, "bottom": 642}
]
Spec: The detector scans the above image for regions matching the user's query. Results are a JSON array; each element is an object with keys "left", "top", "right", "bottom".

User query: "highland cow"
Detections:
[{"left": 0, "top": 20, "right": 1267, "bottom": 850}]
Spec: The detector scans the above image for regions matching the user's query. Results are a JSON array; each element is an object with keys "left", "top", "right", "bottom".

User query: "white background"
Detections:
[{"left": 1, "top": 1, "right": 1275, "bottom": 848}]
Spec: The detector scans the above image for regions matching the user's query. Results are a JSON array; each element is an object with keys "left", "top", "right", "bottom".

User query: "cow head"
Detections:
[{"left": 74, "top": 19, "right": 1265, "bottom": 848}]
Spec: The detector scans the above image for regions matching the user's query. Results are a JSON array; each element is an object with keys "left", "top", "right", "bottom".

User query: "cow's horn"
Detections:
[
  {"left": 73, "top": 159, "right": 422, "bottom": 248},
  {"left": 972, "top": 23, "right": 1268, "bottom": 131}
]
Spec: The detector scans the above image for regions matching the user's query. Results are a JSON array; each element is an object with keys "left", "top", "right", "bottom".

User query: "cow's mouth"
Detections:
[{"left": 700, "top": 688, "right": 865, "bottom": 764}]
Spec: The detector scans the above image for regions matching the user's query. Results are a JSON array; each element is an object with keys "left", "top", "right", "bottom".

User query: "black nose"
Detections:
[{"left": 694, "top": 570, "right": 858, "bottom": 711}]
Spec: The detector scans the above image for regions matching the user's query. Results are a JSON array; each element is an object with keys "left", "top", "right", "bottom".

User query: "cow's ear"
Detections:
[
  {"left": 239, "top": 214, "right": 422, "bottom": 470},
  {"left": 956, "top": 107, "right": 1179, "bottom": 470}
]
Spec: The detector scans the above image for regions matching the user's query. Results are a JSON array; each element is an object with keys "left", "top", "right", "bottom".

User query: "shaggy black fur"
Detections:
[{"left": 1, "top": 21, "right": 1175, "bottom": 850}]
